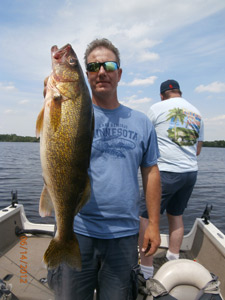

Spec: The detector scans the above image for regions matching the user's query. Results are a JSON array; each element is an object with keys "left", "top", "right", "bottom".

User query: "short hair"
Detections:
[
  {"left": 161, "top": 89, "right": 182, "bottom": 99},
  {"left": 84, "top": 38, "right": 120, "bottom": 68}
]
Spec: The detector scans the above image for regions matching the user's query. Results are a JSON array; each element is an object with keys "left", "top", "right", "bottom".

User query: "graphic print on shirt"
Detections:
[
  {"left": 166, "top": 108, "right": 201, "bottom": 146},
  {"left": 92, "top": 122, "right": 138, "bottom": 158}
]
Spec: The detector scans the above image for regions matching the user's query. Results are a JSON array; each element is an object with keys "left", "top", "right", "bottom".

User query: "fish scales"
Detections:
[{"left": 36, "top": 44, "right": 93, "bottom": 269}]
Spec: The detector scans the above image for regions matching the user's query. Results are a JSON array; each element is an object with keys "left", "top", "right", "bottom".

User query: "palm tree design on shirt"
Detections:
[{"left": 166, "top": 108, "right": 199, "bottom": 146}]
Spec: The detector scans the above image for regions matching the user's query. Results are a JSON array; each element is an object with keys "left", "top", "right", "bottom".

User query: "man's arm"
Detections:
[
  {"left": 196, "top": 141, "right": 203, "bottom": 156},
  {"left": 140, "top": 164, "right": 161, "bottom": 256}
]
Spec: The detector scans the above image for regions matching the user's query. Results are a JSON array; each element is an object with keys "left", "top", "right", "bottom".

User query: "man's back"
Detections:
[{"left": 148, "top": 97, "right": 204, "bottom": 172}]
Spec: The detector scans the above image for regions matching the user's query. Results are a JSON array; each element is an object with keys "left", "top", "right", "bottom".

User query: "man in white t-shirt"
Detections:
[{"left": 139, "top": 79, "right": 204, "bottom": 280}]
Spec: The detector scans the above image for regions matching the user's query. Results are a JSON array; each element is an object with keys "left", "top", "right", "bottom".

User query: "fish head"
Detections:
[
  {"left": 51, "top": 44, "right": 81, "bottom": 82},
  {"left": 36, "top": 43, "right": 91, "bottom": 137}
]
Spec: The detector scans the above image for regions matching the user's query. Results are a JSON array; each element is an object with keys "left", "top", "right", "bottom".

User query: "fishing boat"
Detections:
[{"left": 0, "top": 194, "right": 224, "bottom": 300}]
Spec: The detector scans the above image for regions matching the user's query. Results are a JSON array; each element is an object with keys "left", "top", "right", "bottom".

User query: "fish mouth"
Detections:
[{"left": 51, "top": 44, "right": 72, "bottom": 60}]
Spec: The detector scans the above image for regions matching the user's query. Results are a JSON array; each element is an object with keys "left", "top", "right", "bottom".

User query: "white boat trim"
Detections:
[
  {"left": 0, "top": 204, "right": 55, "bottom": 232},
  {"left": 160, "top": 217, "right": 225, "bottom": 254}
]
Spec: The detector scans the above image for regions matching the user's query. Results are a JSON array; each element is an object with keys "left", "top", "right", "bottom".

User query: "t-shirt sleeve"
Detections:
[
  {"left": 147, "top": 107, "right": 156, "bottom": 125},
  {"left": 141, "top": 119, "right": 160, "bottom": 168}
]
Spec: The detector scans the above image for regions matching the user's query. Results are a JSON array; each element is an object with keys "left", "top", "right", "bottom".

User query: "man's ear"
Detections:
[{"left": 117, "top": 68, "right": 122, "bottom": 82}]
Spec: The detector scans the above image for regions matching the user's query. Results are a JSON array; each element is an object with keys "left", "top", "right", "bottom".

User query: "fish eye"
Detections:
[{"left": 69, "top": 57, "right": 77, "bottom": 65}]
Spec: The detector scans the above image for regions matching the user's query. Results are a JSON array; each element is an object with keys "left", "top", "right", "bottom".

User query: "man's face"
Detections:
[{"left": 86, "top": 47, "right": 122, "bottom": 98}]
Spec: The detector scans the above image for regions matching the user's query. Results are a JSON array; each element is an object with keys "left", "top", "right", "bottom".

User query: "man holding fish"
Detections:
[{"left": 39, "top": 38, "right": 161, "bottom": 300}]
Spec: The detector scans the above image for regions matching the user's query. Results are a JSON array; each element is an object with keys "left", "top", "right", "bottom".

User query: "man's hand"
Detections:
[{"left": 142, "top": 222, "right": 161, "bottom": 256}]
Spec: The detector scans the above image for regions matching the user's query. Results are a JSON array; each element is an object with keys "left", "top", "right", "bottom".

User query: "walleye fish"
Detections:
[{"left": 36, "top": 44, "right": 93, "bottom": 270}]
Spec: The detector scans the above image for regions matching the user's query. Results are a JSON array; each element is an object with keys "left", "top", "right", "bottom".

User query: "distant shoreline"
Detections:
[
  {"left": 0, "top": 134, "right": 224, "bottom": 147},
  {"left": 0, "top": 134, "right": 39, "bottom": 143}
]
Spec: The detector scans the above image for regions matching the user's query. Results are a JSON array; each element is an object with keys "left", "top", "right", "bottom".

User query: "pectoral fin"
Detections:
[
  {"left": 36, "top": 107, "right": 45, "bottom": 138},
  {"left": 49, "top": 93, "right": 62, "bottom": 132},
  {"left": 39, "top": 185, "right": 54, "bottom": 217}
]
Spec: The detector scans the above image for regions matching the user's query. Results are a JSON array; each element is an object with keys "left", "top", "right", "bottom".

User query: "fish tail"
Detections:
[{"left": 44, "top": 234, "right": 81, "bottom": 270}]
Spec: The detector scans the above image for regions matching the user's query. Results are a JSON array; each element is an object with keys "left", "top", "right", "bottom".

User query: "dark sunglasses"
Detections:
[{"left": 86, "top": 61, "right": 119, "bottom": 72}]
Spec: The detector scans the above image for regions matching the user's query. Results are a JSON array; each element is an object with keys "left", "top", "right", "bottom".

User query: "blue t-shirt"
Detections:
[{"left": 74, "top": 104, "right": 159, "bottom": 238}]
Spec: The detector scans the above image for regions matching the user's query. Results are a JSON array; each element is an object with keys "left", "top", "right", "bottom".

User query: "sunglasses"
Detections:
[{"left": 86, "top": 61, "right": 119, "bottom": 72}]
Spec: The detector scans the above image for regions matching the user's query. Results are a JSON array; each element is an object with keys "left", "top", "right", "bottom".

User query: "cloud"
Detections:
[
  {"left": 0, "top": 82, "right": 16, "bottom": 92},
  {"left": 138, "top": 51, "right": 160, "bottom": 62},
  {"left": 120, "top": 95, "right": 153, "bottom": 113},
  {"left": 205, "top": 114, "right": 225, "bottom": 122},
  {"left": 125, "top": 96, "right": 152, "bottom": 104},
  {"left": 120, "top": 76, "right": 157, "bottom": 86},
  {"left": 203, "top": 115, "right": 225, "bottom": 141},
  {"left": 195, "top": 81, "right": 225, "bottom": 93},
  {"left": 4, "top": 109, "right": 14, "bottom": 114},
  {"left": 19, "top": 99, "right": 30, "bottom": 105}
]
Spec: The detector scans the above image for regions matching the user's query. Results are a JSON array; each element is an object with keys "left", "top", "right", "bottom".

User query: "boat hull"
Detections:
[{"left": 0, "top": 204, "right": 224, "bottom": 299}]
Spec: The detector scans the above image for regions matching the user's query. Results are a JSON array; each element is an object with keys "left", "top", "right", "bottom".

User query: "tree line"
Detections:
[
  {"left": 0, "top": 134, "right": 224, "bottom": 147},
  {"left": 0, "top": 134, "right": 39, "bottom": 143},
  {"left": 202, "top": 140, "right": 225, "bottom": 148}
]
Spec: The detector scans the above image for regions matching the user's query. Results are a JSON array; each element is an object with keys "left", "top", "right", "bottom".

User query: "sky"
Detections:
[{"left": 0, "top": 0, "right": 225, "bottom": 141}]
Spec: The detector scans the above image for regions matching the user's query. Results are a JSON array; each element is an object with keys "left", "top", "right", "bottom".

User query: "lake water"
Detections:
[{"left": 0, "top": 142, "right": 225, "bottom": 234}]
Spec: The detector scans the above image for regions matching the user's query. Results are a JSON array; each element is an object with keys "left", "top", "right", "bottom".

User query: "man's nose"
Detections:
[{"left": 98, "top": 65, "right": 106, "bottom": 74}]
